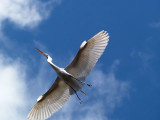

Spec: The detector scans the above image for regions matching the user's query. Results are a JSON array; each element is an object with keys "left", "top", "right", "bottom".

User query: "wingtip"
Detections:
[
  {"left": 27, "top": 113, "right": 30, "bottom": 120},
  {"left": 102, "top": 30, "right": 109, "bottom": 39},
  {"left": 97, "top": 30, "right": 109, "bottom": 36}
]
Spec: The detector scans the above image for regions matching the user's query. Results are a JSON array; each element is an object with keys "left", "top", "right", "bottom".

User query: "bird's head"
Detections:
[{"left": 36, "top": 48, "right": 52, "bottom": 62}]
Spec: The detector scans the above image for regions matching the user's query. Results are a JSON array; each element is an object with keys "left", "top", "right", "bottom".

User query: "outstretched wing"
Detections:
[
  {"left": 27, "top": 77, "right": 71, "bottom": 120},
  {"left": 65, "top": 30, "right": 109, "bottom": 80}
]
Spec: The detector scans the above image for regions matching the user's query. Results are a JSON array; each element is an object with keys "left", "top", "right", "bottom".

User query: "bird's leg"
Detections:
[
  {"left": 80, "top": 89, "right": 87, "bottom": 96},
  {"left": 71, "top": 76, "right": 92, "bottom": 87},
  {"left": 64, "top": 81, "right": 82, "bottom": 104},
  {"left": 75, "top": 92, "right": 82, "bottom": 104}
]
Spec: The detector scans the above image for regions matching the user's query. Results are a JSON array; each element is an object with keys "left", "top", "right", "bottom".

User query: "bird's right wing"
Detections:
[
  {"left": 27, "top": 77, "right": 71, "bottom": 120},
  {"left": 65, "top": 30, "right": 109, "bottom": 81}
]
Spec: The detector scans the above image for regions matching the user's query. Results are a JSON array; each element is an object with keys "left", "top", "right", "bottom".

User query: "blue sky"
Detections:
[{"left": 0, "top": 0, "right": 160, "bottom": 120}]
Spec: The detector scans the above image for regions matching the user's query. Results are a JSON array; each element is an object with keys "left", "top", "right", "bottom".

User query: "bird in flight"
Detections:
[{"left": 28, "top": 30, "right": 109, "bottom": 120}]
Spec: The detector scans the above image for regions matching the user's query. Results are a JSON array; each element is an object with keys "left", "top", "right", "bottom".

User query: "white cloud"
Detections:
[
  {"left": 131, "top": 50, "right": 153, "bottom": 69},
  {"left": 0, "top": 0, "right": 60, "bottom": 29},
  {"left": 0, "top": 0, "right": 61, "bottom": 47},
  {"left": 150, "top": 21, "right": 160, "bottom": 28},
  {"left": 0, "top": 53, "right": 29, "bottom": 120},
  {"left": 0, "top": 50, "right": 59, "bottom": 120},
  {"left": 137, "top": 51, "right": 152, "bottom": 67}
]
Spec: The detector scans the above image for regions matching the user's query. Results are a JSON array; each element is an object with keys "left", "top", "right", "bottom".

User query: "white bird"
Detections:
[{"left": 27, "top": 30, "right": 109, "bottom": 120}]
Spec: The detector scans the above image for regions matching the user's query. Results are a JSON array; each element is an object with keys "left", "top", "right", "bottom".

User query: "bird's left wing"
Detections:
[
  {"left": 65, "top": 30, "right": 109, "bottom": 81},
  {"left": 27, "top": 77, "right": 71, "bottom": 120}
]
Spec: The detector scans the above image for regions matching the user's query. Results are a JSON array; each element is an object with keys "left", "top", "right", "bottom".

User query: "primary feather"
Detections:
[
  {"left": 27, "top": 78, "right": 70, "bottom": 120},
  {"left": 65, "top": 30, "right": 109, "bottom": 81}
]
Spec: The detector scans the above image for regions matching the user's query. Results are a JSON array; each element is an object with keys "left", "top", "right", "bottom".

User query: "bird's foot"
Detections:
[
  {"left": 78, "top": 97, "right": 82, "bottom": 104},
  {"left": 73, "top": 77, "right": 92, "bottom": 87},
  {"left": 87, "top": 83, "right": 92, "bottom": 87}
]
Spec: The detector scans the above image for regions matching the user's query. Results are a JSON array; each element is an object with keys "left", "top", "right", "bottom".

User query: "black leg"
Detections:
[
  {"left": 70, "top": 75, "right": 92, "bottom": 87},
  {"left": 64, "top": 81, "right": 82, "bottom": 104},
  {"left": 80, "top": 89, "right": 87, "bottom": 96}
]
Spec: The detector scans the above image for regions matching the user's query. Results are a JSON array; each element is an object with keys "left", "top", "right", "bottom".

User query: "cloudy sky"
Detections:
[{"left": 0, "top": 0, "right": 160, "bottom": 120}]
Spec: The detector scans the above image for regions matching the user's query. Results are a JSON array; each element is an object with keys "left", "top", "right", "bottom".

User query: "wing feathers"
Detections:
[
  {"left": 65, "top": 30, "right": 109, "bottom": 81},
  {"left": 28, "top": 30, "right": 109, "bottom": 120},
  {"left": 28, "top": 78, "right": 70, "bottom": 120}
]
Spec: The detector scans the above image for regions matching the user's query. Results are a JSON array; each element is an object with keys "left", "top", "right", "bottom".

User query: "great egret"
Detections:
[{"left": 28, "top": 30, "right": 109, "bottom": 120}]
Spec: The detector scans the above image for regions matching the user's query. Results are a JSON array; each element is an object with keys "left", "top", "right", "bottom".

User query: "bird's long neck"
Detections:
[{"left": 47, "top": 57, "right": 60, "bottom": 73}]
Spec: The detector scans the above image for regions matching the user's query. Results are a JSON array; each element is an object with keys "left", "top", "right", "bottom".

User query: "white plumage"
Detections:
[
  {"left": 27, "top": 30, "right": 109, "bottom": 120},
  {"left": 65, "top": 30, "right": 109, "bottom": 81}
]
